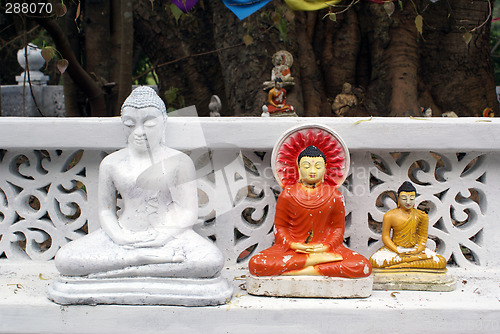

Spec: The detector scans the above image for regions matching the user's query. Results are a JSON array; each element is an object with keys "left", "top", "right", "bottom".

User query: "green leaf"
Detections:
[
  {"left": 415, "top": 14, "right": 423, "bottom": 36},
  {"left": 384, "top": 2, "right": 395, "bottom": 17},
  {"left": 41, "top": 47, "right": 54, "bottom": 63},
  {"left": 353, "top": 116, "right": 373, "bottom": 125},
  {"left": 328, "top": 13, "right": 337, "bottom": 22},
  {"left": 38, "top": 273, "right": 49, "bottom": 280},
  {"left": 243, "top": 34, "right": 253, "bottom": 46},
  {"left": 271, "top": 12, "right": 282, "bottom": 24},
  {"left": 170, "top": 3, "right": 183, "bottom": 24},
  {"left": 165, "top": 87, "right": 178, "bottom": 104},
  {"left": 463, "top": 31, "right": 472, "bottom": 45}
]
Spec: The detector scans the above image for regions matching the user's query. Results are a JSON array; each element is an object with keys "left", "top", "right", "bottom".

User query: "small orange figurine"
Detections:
[
  {"left": 266, "top": 78, "right": 296, "bottom": 116},
  {"left": 248, "top": 125, "right": 371, "bottom": 278},
  {"left": 483, "top": 107, "right": 495, "bottom": 117}
]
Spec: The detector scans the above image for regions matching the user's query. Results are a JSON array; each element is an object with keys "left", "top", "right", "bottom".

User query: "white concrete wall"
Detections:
[{"left": 0, "top": 117, "right": 498, "bottom": 268}]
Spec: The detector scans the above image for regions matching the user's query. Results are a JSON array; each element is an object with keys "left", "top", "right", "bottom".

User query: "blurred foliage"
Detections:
[
  {"left": 164, "top": 86, "right": 185, "bottom": 113},
  {"left": 132, "top": 55, "right": 158, "bottom": 86}
]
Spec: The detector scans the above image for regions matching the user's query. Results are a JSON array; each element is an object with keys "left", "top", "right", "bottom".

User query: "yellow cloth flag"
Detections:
[{"left": 284, "top": 0, "right": 342, "bottom": 11}]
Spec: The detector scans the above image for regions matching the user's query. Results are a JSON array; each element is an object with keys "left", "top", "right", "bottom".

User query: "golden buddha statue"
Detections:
[{"left": 369, "top": 181, "right": 447, "bottom": 271}]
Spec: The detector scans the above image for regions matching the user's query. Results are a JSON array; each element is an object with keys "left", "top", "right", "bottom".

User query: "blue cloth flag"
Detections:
[{"left": 222, "top": 0, "right": 273, "bottom": 20}]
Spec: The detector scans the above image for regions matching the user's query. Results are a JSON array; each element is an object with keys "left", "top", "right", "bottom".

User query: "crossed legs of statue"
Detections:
[{"left": 55, "top": 229, "right": 224, "bottom": 279}]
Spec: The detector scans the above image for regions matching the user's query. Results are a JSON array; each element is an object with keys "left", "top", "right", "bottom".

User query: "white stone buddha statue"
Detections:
[{"left": 48, "top": 87, "right": 233, "bottom": 305}]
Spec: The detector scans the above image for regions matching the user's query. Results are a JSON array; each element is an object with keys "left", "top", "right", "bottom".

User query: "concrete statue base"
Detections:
[
  {"left": 372, "top": 269, "right": 456, "bottom": 291},
  {"left": 246, "top": 275, "right": 373, "bottom": 298},
  {"left": 48, "top": 275, "right": 233, "bottom": 306}
]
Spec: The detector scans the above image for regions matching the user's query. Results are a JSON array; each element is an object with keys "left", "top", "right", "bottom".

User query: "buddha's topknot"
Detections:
[
  {"left": 397, "top": 181, "right": 416, "bottom": 195},
  {"left": 121, "top": 86, "right": 167, "bottom": 115},
  {"left": 297, "top": 145, "right": 326, "bottom": 164}
]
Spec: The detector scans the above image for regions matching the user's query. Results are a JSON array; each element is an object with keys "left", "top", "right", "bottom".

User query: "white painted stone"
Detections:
[
  {"left": 16, "top": 44, "right": 49, "bottom": 85},
  {"left": 0, "top": 248, "right": 500, "bottom": 332},
  {"left": 48, "top": 275, "right": 233, "bottom": 306},
  {"left": 0, "top": 117, "right": 499, "bottom": 150},
  {"left": 0, "top": 114, "right": 498, "bottom": 330},
  {"left": 46, "top": 87, "right": 232, "bottom": 305},
  {"left": 0, "top": 117, "right": 498, "bottom": 269},
  {"left": 372, "top": 271, "right": 456, "bottom": 292},
  {"left": 246, "top": 274, "right": 373, "bottom": 298}
]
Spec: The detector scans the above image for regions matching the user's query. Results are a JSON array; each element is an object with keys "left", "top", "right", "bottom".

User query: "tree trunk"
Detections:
[
  {"left": 35, "top": 17, "right": 107, "bottom": 117},
  {"left": 320, "top": 9, "right": 361, "bottom": 99},
  {"left": 108, "top": 0, "right": 134, "bottom": 116},
  {"left": 134, "top": 0, "right": 226, "bottom": 116},
  {"left": 386, "top": 2, "right": 420, "bottom": 117},
  {"left": 295, "top": 11, "right": 329, "bottom": 116},
  {"left": 212, "top": 1, "right": 286, "bottom": 116},
  {"left": 420, "top": 0, "right": 498, "bottom": 116},
  {"left": 129, "top": 0, "right": 497, "bottom": 118},
  {"left": 116, "top": 0, "right": 134, "bottom": 115},
  {"left": 59, "top": 4, "right": 86, "bottom": 117},
  {"left": 84, "top": 0, "right": 111, "bottom": 83}
]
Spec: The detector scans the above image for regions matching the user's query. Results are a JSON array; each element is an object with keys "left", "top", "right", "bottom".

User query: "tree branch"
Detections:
[{"left": 33, "top": 17, "right": 107, "bottom": 117}]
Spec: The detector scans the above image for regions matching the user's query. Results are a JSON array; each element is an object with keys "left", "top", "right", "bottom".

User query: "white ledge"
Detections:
[
  {"left": 0, "top": 261, "right": 499, "bottom": 334},
  {"left": 0, "top": 117, "right": 499, "bottom": 151}
]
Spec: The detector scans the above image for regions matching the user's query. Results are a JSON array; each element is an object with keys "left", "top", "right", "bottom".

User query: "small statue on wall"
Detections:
[
  {"left": 263, "top": 78, "right": 297, "bottom": 117},
  {"left": 483, "top": 107, "right": 495, "bottom": 117},
  {"left": 246, "top": 124, "right": 372, "bottom": 298},
  {"left": 421, "top": 107, "right": 432, "bottom": 117},
  {"left": 369, "top": 181, "right": 455, "bottom": 291},
  {"left": 48, "top": 86, "right": 233, "bottom": 305},
  {"left": 263, "top": 50, "right": 295, "bottom": 90},
  {"left": 331, "top": 83, "right": 358, "bottom": 117},
  {"left": 208, "top": 95, "right": 221, "bottom": 117},
  {"left": 442, "top": 111, "right": 458, "bottom": 117}
]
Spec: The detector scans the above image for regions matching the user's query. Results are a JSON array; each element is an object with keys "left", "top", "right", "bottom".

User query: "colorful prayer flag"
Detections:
[
  {"left": 222, "top": 0, "right": 273, "bottom": 20},
  {"left": 171, "top": 0, "right": 199, "bottom": 13},
  {"left": 284, "top": 0, "right": 341, "bottom": 11}
]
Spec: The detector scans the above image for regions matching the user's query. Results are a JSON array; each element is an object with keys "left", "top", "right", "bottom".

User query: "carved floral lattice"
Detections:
[
  {"left": 0, "top": 147, "right": 489, "bottom": 268},
  {"left": 0, "top": 149, "right": 102, "bottom": 260},
  {"left": 342, "top": 151, "right": 487, "bottom": 268},
  {"left": 191, "top": 148, "right": 279, "bottom": 264},
  {"left": 194, "top": 148, "right": 488, "bottom": 268}
]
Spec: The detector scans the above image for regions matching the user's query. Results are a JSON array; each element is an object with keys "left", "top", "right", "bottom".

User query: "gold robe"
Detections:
[{"left": 369, "top": 208, "right": 447, "bottom": 269}]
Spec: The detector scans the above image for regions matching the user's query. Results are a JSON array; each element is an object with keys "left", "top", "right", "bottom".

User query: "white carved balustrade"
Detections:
[{"left": 0, "top": 117, "right": 499, "bottom": 271}]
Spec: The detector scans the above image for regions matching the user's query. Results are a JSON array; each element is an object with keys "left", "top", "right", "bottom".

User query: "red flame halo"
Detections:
[{"left": 271, "top": 124, "right": 350, "bottom": 188}]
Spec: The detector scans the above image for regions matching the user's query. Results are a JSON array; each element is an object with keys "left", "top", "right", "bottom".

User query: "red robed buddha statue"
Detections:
[{"left": 249, "top": 127, "right": 372, "bottom": 278}]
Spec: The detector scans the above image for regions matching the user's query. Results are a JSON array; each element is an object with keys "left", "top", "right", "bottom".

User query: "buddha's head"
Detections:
[
  {"left": 397, "top": 181, "right": 417, "bottom": 210},
  {"left": 274, "top": 78, "right": 283, "bottom": 89},
  {"left": 121, "top": 86, "right": 167, "bottom": 152},
  {"left": 297, "top": 145, "right": 326, "bottom": 186},
  {"left": 342, "top": 83, "right": 352, "bottom": 94}
]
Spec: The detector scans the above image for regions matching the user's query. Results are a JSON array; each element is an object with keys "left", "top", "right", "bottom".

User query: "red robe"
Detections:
[
  {"left": 268, "top": 87, "right": 294, "bottom": 114},
  {"left": 249, "top": 183, "right": 372, "bottom": 278}
]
